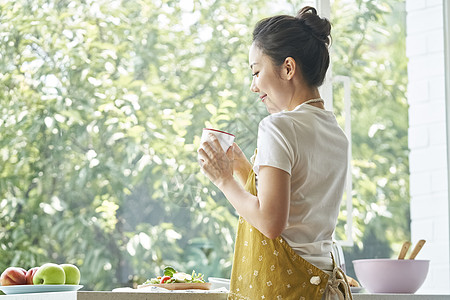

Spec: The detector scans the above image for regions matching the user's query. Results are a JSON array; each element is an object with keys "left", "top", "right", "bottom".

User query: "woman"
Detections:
[{"left": 198, "top": 6, "right": 352, "bottom": 300}]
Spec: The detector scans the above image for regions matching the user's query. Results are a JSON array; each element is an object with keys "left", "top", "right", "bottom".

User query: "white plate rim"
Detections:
[
  {"left": 350, "top": 286, "right": 365, "bottom": 293},
  {"left": 0, "top": 284, "right": 83, "bottom": 295},
  {"left": 208, "top": 277, "right": 230, "bottom": 283}
]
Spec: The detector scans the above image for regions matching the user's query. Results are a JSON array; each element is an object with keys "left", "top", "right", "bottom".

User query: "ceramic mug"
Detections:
[{"left": 200, "top": 128, "right": 235, "bottom": 152}]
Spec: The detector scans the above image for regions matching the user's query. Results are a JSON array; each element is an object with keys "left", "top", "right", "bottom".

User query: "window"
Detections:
[{"left": 0, "top": 0, "right": 410, "bottom": 290}]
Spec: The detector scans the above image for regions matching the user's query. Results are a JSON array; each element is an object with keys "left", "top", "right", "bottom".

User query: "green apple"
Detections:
[
  {"left": 33, "top": 263, "right": 65, "bottom": 285},
  {"left": 60, "top": 264, "right": 80, "bottom": 285}
]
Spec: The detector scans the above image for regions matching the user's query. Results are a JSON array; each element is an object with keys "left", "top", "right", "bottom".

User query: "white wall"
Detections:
[{"left": 406, "top": 0, "right": 450, "bottom": 293}]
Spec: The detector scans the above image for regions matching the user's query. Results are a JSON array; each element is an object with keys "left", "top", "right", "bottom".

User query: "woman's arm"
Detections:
[
  {"left": 198, "top": 134, "right": 290, "bottom": 239},
  {"left": 229, "top": 143, "right": 253, "bottom": 186},
  {"left": 218, "top": 165, "right": 290, "bottom": 239}
]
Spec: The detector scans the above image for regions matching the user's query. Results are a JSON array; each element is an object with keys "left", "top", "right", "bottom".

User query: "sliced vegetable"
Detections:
[
  {"left": 173, "top": 272, "right": 192, "bottom": 282},
  {"left": 160, "top": 276, "right": 171, "bottom": 284},
  {"left": 142, "top": 267, "right": 206, "bottom": 285},
  {"left": 149, "top": 278, "right": 160, "bottom": 284},
  {"left": 190, "top": 270, "right": 205, "bottom": 283}
]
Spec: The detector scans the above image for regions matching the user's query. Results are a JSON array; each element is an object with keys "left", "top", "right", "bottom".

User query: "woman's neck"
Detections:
[{"left": 287, "top": 87, "right": 322, "bottom": 111}]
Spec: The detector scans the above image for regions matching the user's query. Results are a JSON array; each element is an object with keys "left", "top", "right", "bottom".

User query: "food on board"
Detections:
[
  {"left": 138, "top": 266, "right": 211, "bottom": 290},
  {"left": 143, "top": 266, "right": 206, "bottom": 284}
]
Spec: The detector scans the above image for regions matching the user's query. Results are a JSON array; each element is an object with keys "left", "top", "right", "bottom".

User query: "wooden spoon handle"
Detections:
[
  {"left": 409, "top": 239, "right": 426, "bottom": 259},
  {"left": 398, "top": 241, "right": 411, "bottom": 260}
]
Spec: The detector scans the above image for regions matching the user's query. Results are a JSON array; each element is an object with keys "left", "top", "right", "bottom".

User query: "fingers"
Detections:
[
  {"left": 197, "top": 136, "right": 235, "bottom": 187},
  {"left": 231, "top": 142, "right": 245, "bottom": 157},
  {"left": 198, "top": 134, "right": 224, "bottom": 160},
  {"left": 226, "top": 143, "right": 234, "bottom": 160},
  {"left": 201, "top": 140, "right": 217, "bottom": 158},
  {"left": 231, "top": 142, "right": 240, "bottom": 151},
  {"left": 197, "top": 140, "right": 218, "bottom": 168},
  {"left": 197, "top": 147, "right": 207, "bottom": 164},
  {"left": 197, "top": 144, "right": 217, "bottom": 179},
  {"left": 208, "top": 133, "right": 224, "bottom": 153},
  {"left": 226, "top": 143, "right": 234, "bottom": 154},
  {"left": 198, "top": 138, "right": 231, "bottom": 168}
]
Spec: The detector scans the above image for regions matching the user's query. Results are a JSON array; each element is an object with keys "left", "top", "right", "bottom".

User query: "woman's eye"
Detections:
[{"left": 252, "top": 72, "right": 259, "bottom": 78}]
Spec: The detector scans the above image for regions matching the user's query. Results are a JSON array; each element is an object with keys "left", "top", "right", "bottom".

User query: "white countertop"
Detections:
[
  {"left": 353, "top": 294, "right": 450, "bottom": 299},
  {"left": 0, "top": 291, "right": 449, "bottom": 299}
]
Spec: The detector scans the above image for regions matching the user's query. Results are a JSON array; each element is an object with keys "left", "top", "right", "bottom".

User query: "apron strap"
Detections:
[
  {"left": 325, "top": 265, "right": 352, "bottom": 300},
  {"left": 326, "top": 253, "right": 353, "bottom": 300},
  {"left": 244, "top": 149, "right": 257, "bottom": 196}
]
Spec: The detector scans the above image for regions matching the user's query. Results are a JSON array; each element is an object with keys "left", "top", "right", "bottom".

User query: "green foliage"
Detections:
[
  {"left": 0, "top": 0, "right": 408, "bottom": 290},
  {"left": 0, "top": 0, "right": 268, "bottom": 290},
  {"left": 330, "top": 0, "right": 409, "bottom": 277}
]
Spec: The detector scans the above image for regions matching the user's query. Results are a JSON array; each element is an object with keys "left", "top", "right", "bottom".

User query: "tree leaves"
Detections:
[
  {"left": 331, "top": 0, "right": 409, "bottom": 277},
  {"left": 0, "top": 0, "right": 408, "bottom": 289},
  {"left": 0, "top": 0, "right": 265, "bottom": 289}
]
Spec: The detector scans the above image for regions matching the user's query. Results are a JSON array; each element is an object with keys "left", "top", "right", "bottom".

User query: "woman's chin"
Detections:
[{"left": 264, "top": 101, "right": 285, "bottom": 114}]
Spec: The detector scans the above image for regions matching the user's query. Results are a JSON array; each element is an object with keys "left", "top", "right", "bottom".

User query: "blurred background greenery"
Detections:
[{"left": 0, "top": 0, "right": 408, "bottom": 291}]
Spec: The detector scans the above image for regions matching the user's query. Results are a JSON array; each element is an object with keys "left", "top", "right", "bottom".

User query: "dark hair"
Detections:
[{"left": 252, "top": 6, "right": 331, "bottom": 87}]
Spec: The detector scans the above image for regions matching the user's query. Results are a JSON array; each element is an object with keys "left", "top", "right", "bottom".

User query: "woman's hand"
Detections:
[
  {"left": 197, "top": 134, "right": 234, "bottom": 188},
  {"left": 229, "top": 143, "right": 252, "bottom": 186},
  {"left": 197, "top": 135, "right": 290, "bottom": 239}
]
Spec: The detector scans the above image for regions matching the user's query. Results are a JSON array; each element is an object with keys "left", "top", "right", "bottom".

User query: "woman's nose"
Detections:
[{"left": 250, "top": 77, "right": 259, "bottom": 93}]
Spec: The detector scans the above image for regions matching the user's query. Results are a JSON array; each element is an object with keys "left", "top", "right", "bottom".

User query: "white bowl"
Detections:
[{"left": 353, "top": 259, "right": 430, "bottom": 294}]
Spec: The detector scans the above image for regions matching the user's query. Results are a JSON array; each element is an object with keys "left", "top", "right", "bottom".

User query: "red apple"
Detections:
[
  {"left": 25, "top": 267, "right": 39, "bottom": 285},
  {"left": 0, "top": 267, "right": 27, "bottom": 286}
]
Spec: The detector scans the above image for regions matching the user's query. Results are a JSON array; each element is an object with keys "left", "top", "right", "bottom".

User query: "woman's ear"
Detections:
[{"left": 282, "top": 57, "right": 297, "bottom": 80}]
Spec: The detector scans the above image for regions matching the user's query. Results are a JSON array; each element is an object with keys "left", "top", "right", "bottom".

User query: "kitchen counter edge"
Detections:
[{"left": 0, "top": 291, "right": 449, "bottom": 299}]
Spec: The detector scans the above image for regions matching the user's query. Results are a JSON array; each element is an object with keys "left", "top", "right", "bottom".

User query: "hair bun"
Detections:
[
  {"left": 296, "top": 6, "right": 331, "bottom": 46},
  {"left": 297, "top": 6, "right": 318, "bottom": 16}
]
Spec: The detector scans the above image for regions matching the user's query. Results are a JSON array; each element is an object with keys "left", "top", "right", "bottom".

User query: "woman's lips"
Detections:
[{"left": 260, "top": 94, "right": 267, "bottom": 102}]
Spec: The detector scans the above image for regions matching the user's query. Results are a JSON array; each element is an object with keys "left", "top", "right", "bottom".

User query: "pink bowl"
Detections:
[{"left": 353, "top": 259, "right": 430, "bottom": 294}]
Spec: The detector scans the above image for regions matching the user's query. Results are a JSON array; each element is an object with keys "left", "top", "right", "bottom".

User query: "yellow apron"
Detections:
[{"left": 228, "top": 151, "right": 352, "bottom": 300}]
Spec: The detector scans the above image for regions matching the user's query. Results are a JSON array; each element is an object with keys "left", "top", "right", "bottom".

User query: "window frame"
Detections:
[
  {"left": 444, "top": 0, "right": 450, "bottom": 270},
  {"left": 317, "top": 0, "right": 354, "bottom": 247}
]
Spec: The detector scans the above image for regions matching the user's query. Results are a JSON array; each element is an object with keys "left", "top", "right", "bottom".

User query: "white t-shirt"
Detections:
[{"left": 253, "top": 103, "right": 348, "bottom": 270}]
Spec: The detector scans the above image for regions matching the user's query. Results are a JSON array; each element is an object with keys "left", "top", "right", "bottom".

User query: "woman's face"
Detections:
[{"left": 249, "top": 43, "right": 291, "bottom": 114}]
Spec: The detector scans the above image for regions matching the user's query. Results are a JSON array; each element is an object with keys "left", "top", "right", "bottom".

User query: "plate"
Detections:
[
  {"left": 350, "top": 286, "right": 365, "bottom": 293},
  {"left": 208, "top": 277, "right": 230, "bottom": 290},
  {"left": 0, "top": 285, "right": 83, "bottom": 295},
  {"left": 137, "top": 282, "right": 211, "bottom": 290}
]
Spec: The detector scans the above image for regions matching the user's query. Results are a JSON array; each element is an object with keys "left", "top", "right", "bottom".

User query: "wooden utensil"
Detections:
[
  {"left": 409, "top": 239, "right": 426, "bottom": 259},
  {"left": 398, "top": 241, "right": 411, "bottom": 259}
]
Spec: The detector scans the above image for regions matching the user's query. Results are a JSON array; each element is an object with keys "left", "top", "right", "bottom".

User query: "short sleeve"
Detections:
[{"left": 253, "top": 115, "right": 294, "bottom": 175}]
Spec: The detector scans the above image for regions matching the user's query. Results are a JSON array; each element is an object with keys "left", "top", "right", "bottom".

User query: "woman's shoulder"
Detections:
[
  {"left": 257, "top": 113, "right": 303, "bottom": 143},
  {"left": 259, "top": 108, "right": 317, "bottom": 130},
  {"left": 259, "top": 112, "right": 293, "bottom": 132}
]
